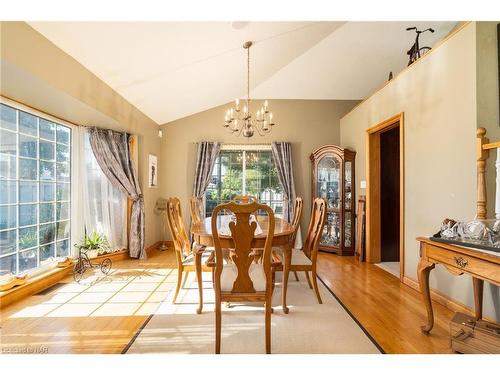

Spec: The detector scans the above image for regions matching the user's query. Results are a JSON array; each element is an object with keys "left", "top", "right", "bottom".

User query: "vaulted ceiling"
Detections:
[{"left": 28, "top": 21, "right": 458, "bottom": 125}]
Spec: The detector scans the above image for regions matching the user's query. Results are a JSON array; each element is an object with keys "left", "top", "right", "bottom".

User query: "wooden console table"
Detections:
[{"left": 417, "top": 237, "right": 500, "bottom": 333}]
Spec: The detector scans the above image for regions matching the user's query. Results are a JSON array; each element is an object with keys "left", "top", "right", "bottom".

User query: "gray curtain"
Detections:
[
  {"left": 89, "top": 127, "right": 146, "bottom": 259},
  {"left": 193, "top": 141, "right": 221, "bottom": 216},
  {"left": 272, "top": 142, "right": 296, "bottom": 223}
]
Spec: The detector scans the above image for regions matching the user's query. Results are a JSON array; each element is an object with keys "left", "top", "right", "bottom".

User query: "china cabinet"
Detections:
[{"left": 310, "top": 145, "right": 356, "bottom": 255}]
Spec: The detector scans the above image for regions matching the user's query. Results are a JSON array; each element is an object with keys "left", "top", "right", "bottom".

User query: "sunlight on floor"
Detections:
[{"left": 0, "top": 250, "right": 179, "bottom": 354}]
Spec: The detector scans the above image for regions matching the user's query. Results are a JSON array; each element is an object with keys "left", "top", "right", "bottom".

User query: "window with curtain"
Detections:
[
  {"left": 0, "top": 103, "right": 72, "bottom": 276},
  {"left": 205, "top": 146, "right": 283, "bottom": 217},
  {"left": 82, "top": 131, "right": 127, "bottom": 252}
]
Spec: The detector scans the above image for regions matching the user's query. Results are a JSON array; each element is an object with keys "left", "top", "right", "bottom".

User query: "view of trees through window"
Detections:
[{"left": 205, "top": 149, "right": 283, "bottom": 217}]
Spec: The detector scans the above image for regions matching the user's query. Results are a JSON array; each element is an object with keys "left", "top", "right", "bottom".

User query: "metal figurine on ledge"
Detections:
[
  {"left": 406, "top": 26, "right": 434, "bottom": 66},
  {"left": 223, "top": 41, "right": 276, "bottom": 138}
]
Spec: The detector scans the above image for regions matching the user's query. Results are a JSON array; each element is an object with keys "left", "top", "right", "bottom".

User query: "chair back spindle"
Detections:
[
  {"left": 302, "top": 198, "right": 327, "bottom": 261},
  {"left": 290, "top": 197, "right": 304, "bottom": 244},
  {"left": 190, "top": 196, "right": 203, "bottom": 225},
  {"left": 166, "top": 197, "right": 191, "bottom": 259}
]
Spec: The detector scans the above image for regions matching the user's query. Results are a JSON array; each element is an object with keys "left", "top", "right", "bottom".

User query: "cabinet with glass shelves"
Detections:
[{"left": 310, "top": 145, "right": 356, "bottom": 255}]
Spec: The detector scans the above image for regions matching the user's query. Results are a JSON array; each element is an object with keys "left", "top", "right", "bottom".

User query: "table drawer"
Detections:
[{"left": 426, "top": 246, "right": 499, "bottom": 282}]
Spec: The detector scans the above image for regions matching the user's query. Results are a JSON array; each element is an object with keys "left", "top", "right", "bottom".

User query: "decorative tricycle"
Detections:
[{"left": 73, "top": 230, "right": 113, "bottom": 282}]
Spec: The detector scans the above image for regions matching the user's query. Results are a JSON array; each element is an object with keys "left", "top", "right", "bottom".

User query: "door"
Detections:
[
  {"left": 366, "top": 113, "right": 404, "bottom": 280},
  {"left": 380, "top": 126, "right": 400, "bottom": 262}
]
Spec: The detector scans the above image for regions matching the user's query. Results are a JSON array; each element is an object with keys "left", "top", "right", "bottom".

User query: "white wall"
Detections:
[{"left": 340, "top": 22, "right": 500, "bottom": 320}]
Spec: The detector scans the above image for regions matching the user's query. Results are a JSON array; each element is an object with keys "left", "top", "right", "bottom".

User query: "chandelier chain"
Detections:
[{"left": 247, "top": 44, "right": 250, "bottom": 105}]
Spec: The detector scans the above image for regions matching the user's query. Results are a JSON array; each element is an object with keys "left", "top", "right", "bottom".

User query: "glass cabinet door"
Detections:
[
  {"left": 344, "top": 161, "right": 352, "bottom": 210},
  {"left": 322, "top": 211, "right": 341, "bottom": 247},
  {"left": 317, "top": 156, "right": 341, "bottom": 209}
]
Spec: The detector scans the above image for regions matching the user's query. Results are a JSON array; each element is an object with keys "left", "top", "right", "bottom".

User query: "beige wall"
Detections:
[
  {"left": 0, "top": 21, "right": 162, "bottom": 248},
  {"left": 340, "top": 22, "right": 499, "bottom": 320},
  {"left": 159, "top": 99, "right": 358, "bottom": 237},
  {"left": 476, "top": 22, "right": 500, "bottom": 217}
]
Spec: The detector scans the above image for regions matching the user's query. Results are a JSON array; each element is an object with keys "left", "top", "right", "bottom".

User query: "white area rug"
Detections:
[{"left": 126, "top": 271, "right": 382, "bottom": 354}]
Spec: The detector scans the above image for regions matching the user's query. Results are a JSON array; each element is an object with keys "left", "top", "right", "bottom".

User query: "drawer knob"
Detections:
[{"left": 454, "top": 256, "right": 468, "bottom": 268}]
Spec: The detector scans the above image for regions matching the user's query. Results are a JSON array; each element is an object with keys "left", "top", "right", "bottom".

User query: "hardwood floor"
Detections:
[
  {"left": 1, "top": 248, "right": 456, "bottom": 354},
  {"left": 0, "top": 249, "right": 177, "bottom": 354},
  {"left": 317, "top": 252, "right": 454, "bottom": 353}
]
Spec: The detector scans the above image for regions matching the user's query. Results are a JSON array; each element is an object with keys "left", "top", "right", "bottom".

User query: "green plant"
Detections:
[{"left": 75, "top": 230, "right": 110, "bottom": 255}]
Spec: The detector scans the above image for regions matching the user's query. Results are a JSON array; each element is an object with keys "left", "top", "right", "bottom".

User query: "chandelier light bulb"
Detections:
[{"left": 235, "top": 98, "right": 239, "bottom": 106}]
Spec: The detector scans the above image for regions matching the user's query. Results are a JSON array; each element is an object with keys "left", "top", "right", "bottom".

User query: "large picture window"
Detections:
[
  {"left": 205, "top": 146, "right": 283, "bottom": 217},
  {"left": 0, "top": 103, "right": 72, "bottom": 276}
]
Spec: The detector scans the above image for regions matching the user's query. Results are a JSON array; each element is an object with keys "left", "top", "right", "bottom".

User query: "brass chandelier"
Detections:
[{"left": 224, "top": 41, "right": 275, "bottom": 138}]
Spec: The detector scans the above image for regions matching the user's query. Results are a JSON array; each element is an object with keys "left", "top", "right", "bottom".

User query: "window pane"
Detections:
[
  {"left": 19, "top": 181, "right": 38, "bottom": 203},
  {"left": 39, "top": 223, "right": 55, "bottom": 245},
  {"left": 0, "top": 229, "right": 17, "bottom": 256},
  {"left": 19, "top": 226, "right": 38, "bottom": 250},
  {"left": 19, "top": 111, "right": 37, "bottom": 136},
  {"left": 0, "top": 180, "right": 17, "bottom": 204},
  {"left": 0, "top": 205, "right": 17, "bottom": 230},
  {"left": 40, "top": 182, "right": 55, "bottom": 202},
  {"left": 39, "top": 161, "right": 55, "bottom": 181},
  {"left": 19, "top": 204, "right": 37, "bottom": 226},
  {"left": 19, "top": 158, "right": 37, "bottom": 180},
  {"left": 39, "top": 119, "right": 55, "bottom": 141},
  {"left": 0, "top": 254, "right": 17, "bottom": 276},
  {"left": 0, "top": 154, "right": 17, "bottom": 179},
  {"left": 19, "top": 249, "right": 38, "bottom": 273},
  {"left": 0, "top": 129, "right": 17, "bottom": 154},
  {"left": 40, "top": 203, "right": 55, "bottom": 223},
  {"left": 39, "top": 140, "right": 55, "bottom": 161},
  {"left": 56, "top": 125, "right": 70, "bottom": 145},
  {"left": 56, "top": 183, "right": 70, "bottom": 201},
  {"left": 56, "top": 239, "right": 70, "bottom": 257},
  {"left": 0, "top": 104, "right": 17, "bottom": 131},
  {"left": 19, "top": 134, "right": 37, "bottom": 158},
  {"left": 56, "top": 162, "right": 70, "bottom": 181},
  {"left": 56, "top": 202, "right": 69, "bottom": 221},
  {"left": 40, "top": 243, "right": 55, "bottom": 262},
  {"left": 56, "top": 220, "right": 70, "bottom": 240},
  {"left": 56, "top": 143, "right": 70, "bottom": 163}
]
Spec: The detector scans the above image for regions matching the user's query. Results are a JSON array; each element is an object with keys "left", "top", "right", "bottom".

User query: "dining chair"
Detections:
[
  {"left": 279, "top": 197, "right": 326, "bottom": 304},
  {"left": 211, "top": 200, "right": 275, "bottom": 354},
  {"left": 271, "top": 197, "right": 303, "bottom": 278},
  {"left": 166, "top": 197, "right": 212, "bottom": 314}
]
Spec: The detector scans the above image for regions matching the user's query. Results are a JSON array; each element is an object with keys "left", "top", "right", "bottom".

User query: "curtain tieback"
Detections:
[{"left": 133, "top": 194, "right": 144, "bottom": 202}]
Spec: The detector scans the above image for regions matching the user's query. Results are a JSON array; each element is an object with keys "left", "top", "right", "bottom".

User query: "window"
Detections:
[
  {"left": 205, "top": 146, "right": 283, "bottom": 217},
  {"left": 0, "top": 103, "right": 72, "bottom": 276}
]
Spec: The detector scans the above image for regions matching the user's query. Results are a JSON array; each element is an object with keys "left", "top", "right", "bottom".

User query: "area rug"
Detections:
[{"left": 125, "top": 271, "right": 382, "bottom": 354}]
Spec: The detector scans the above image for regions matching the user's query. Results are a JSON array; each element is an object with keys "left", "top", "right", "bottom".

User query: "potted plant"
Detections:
[{"left": 75, "top": 230, "right": 111, "bottom": 258}]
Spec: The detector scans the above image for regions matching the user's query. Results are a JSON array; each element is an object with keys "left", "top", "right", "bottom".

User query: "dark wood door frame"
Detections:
[{"left": 366, "top": 113, "right": 405, "bottom": 281}]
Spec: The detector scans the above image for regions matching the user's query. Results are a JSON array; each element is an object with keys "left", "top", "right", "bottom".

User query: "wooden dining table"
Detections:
[{"left": 191, "top": 215, "right": 296, "bottom": 313}]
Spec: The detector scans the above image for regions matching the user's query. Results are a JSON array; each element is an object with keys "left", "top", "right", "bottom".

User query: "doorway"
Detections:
[{"left": 366, "top": 113, "right": 404, "bottom": 281}]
